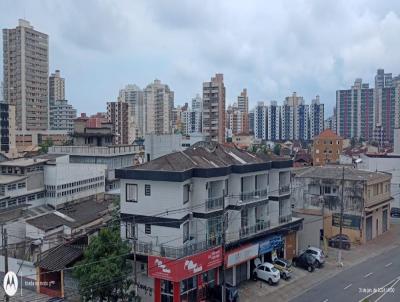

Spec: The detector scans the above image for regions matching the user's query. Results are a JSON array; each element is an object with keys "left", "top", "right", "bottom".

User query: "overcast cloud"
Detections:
[{"left": 1, "top": 0, "right": 400, "bottom": 116}]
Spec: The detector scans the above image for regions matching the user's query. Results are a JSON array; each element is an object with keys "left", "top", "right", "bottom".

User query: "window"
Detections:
[
  {"left": 126, "top": 184, "right": 138, "bottom": 202},
  {"left": 126, "top": 221, "right": 136, "bottom": 239},
  {"left": 316, "top": 149, "right": 320, "bottom": 154},
  {"left": 8, "top": 199, "right": 16, "bottom": 207},
  {"left": 183, "top": 184, "right": 190, "bottom": 204},
  {"left": 145, "top": 224, "right": 151, "bottom": 234},
  {"left": 145, "top": 184, "right": 151, "bottom": 196},
  {"left": 28, "top": 195, "right": 36, "bottom": 201},
  {"left": 7, "top": 184, "right": 16, "bottom": 191},
  {"left": 183, "top": 221, "right": 190, "bottom": 243},
  {"left": 18, "top": 182, "right": 26, "bottom": 189}
]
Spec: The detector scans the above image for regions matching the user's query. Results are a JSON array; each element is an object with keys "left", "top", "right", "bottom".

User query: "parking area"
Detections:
[{"left": 238, "top": 222, "right": 400, "bottom": 302}]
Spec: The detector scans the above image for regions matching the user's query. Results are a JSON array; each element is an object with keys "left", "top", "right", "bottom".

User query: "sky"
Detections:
[{"left": 2, "top": 0, "right": 400, "bottom": 117}]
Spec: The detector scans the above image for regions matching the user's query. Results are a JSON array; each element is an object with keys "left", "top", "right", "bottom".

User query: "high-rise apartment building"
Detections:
[
  {"left": 248, "top": 110, "right": 254, "bottom": 134},
  {"left": 49, "top": 70, "right": 65, "bottom": 105},
  {"left": 237, "top": 88, "right": 249, "bottom": 134},
  {"left": 226, "top": 104, "right": 245, "bottom": 136},
  {"left": 3, "top": 19, "right": 49, "bottom": 131},
  {"left": 49, "top": 99, "right": 77, "bottom": 133},
  {"left": 0, "top": 102, "right": 16, "bottom": 153},
  {"left": 107, "top": 101, "right": 129, "bottom": 145},
  {"left": 309, "top": 95, "right": 324, "bottom": 139},
  {"left": 281, "top": 104, "right": 294, "bottom": 140},
  {"left": 202, "top": 74, "right": 226, "bottom": 143},
  {"left": 267, "top": 101, "right": 281, "bottom": 141},
  {"left": 182, "top": 95, "right": 202, "bottom": 135},
  {"left": 282, "top": 92, "right": 306, "bottom": 141},
  {"left": 143, "top": 80, "right": 174, "bottom": 135},
  {"left": 254, "top": 102, "right": 267, "bottom": 140},
  {"left": 118, "top": 84, "right": 144, "bottom": 139},
  {"left": 295, "top": 101, "right": 309, "bottom": 141},
  {"left": 336, "top": 79, "right": 374, "bottom": 140}
]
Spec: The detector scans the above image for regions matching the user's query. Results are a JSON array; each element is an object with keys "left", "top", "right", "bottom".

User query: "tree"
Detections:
[
  {"left": 39, "top": 138, "right": 54, "bottom": 154},
  {"left": 73, "top": 228, "right": 136, "bottom": 301},
  {"left": 273, "top": 144, "right": 281, "bottom": 156}
]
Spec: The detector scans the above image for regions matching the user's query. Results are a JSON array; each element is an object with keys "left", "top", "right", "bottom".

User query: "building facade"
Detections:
[
  {"left": 237, "top": 88, "right": 249, "bottom": 134},
  {"left": 49, "top": 100, "right": 77, "bottom": 133},
  {"left": 49, "top": 70, "right": 65, "bottom": 106},
  {"left": 309, "top": 96, "right": 324, "bottom": 139},
  {"left": 3, "top": 19, "right": 49, "bottom": 131},
  {"left": 267, "top": 101, "right": 281, "bottom": 141},
  {"left": 254, "top": 102, "right": 267, "bottom": 140},
  {"left": 0, "top": 102, "right": 16, "bottom": 154},
  {"left": 144, "top": 80, "right": 174, "bottom": 135},
  {"left": 116, "top": 142, "right": 302, "bottom": 301},
  {"left": 119, "top": 84, "right": 144, "bottom": 139},
  {"left": 312, "top": 129, "right": 343, "bottom": 166},
  {"left": 107, "top": 101, "right": 129, "bottom": 145},
  {"left": 202, "top": 74, "right": 226, "bottom": 143}
]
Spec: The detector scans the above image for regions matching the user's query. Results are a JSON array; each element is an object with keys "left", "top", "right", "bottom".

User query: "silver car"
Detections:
[{"left": 305, "top": 246, "right": 325, "bottom": 267}]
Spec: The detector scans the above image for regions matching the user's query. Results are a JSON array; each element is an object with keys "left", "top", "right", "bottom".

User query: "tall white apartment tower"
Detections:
[
  {"left": 119, "top": 84, "right": 144, "bottom": 139},
  {"left": 3, "top": 19, "right": 49, "bottom": 131},
  {"left": 143, "top": 80, "right": 174, "bottom": 135},
  {"left": 309, "top": 95, "right": 324, "bottom": 139},
  {"left": 49, "top": 70, "right": 65, "bottom": 106}
]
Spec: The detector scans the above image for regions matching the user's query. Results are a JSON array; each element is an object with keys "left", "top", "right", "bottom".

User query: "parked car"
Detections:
[
  {"left": 273, "top": 258, "right": 292, "bottom": 280},
  {"left": 292, "top": 253, "right": 316, "bottom": 272},
  {"left": 329, "top": 234, "right": 351, "bottom": 250},
  {"left": 210, "top": 283, "right": 239, "bottom": 302},
  {"left": 304, "top": 246, "right": 325, "bottom": 267},
  {"left": 253, "top": 259, "right": 280, "bottom": 285},
  {"left": 391, "top": 207, "right": 400, "bottom": 218}
]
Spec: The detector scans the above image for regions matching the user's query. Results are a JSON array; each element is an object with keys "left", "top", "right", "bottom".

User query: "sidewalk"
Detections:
[{"left": 239, "top": 221, "right": 400, "bottom": 302}]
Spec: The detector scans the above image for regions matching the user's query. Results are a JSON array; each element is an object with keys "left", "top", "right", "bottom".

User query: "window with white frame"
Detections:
[
  {"left": 183, "top": 184, "right": 190, "bottom": 204},
  {"left": 145, "top": 184, "right": 151, "bottom": 196},
  {"left": 145, "top": 224, "right": 151, "bottom": 234},
  {"left": 183, "top": 221, "right": 190, "bottom": 243},
  {"left": 126, "top": 184, "right": 138, "bottom": 202},
  {"left": 126, "top": 221, "right": 136, "bottom": 239}
]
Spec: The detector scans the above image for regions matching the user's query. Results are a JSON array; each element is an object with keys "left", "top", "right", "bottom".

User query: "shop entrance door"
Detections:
[
  {"left": 366, "top": 216, "right": 372, "bottom": 241},
  {"left": 383, "top": 209, "right": 388, "bottom": 233},
  {"left": 236, "top": 262, "right": 248, "bottom": 284}
]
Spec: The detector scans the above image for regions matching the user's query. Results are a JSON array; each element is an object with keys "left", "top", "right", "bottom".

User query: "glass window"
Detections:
[
  {"left": 145, "top": 224, "right": 151, "bottom": 234},
  {"left": 183, "top": 184, "right": 190, "bottom": 204},
  {"left": 126, "top": 184, "right": 138, "bottom": 202},
  {"left": 145, "top": 184, "right": 151, "bottom": 196},
  {"left": 183, "top": 221, "right": 189, "bottom": 243},
  {"left": 161, "top": 280, "right": 174, "bottom": 302},
  {"left": 126, "top": 221, "right": 135, "bottom": 239}
]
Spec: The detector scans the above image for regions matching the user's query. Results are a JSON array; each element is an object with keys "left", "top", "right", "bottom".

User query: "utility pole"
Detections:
[
  {"left": 3, "top": 228, "right": 9, "bottom": 302},
  {"left": 338, "top": 166, "right": 345, "bottom": 265},
  {"left": 221, "top": 189, "right": 226, "bottom": 302},
  {"left": 133, "top": 217, "right": 138, "bottom": 298}
]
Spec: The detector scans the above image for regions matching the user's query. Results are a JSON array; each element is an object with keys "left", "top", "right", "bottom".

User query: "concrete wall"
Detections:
[
  {"left": 293, "top": 212, "right": 322, "bottom": 251},
  {"left": 0, "top": 255, "right": 36, "bottom": 291}
]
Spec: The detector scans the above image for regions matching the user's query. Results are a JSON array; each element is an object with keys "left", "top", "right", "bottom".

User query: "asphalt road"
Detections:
[{"left": 291, "top": 244, "right": 400, "bottom": 302}]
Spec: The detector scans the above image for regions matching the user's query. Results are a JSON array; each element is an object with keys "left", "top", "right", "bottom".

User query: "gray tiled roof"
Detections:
[{"left": 37, "top": 244, "right": 83, "bottom": 270}]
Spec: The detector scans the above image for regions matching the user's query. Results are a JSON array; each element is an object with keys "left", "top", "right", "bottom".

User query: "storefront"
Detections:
[
  {"left": 257, "top": 234, "right": 284, "bottom": 262},
  {"left": 224, "top": 243, "right": 259, "bottom": 286},
  {"left": 148, "top": 247, "right": 223, "bottom": 302}
]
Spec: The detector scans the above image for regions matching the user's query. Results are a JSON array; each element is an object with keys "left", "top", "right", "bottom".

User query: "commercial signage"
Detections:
[
  {"left": 225, "top": 243, "right": 259, "bottom": 268},
  {"left": 332, "top": 213, "right": 361, "bottom": 230},
  {"left": 258, "top": 235, "right": 283, "bottom": 255},
  {"left": 148, "top": 247, "right": 222, "bottom": 282}
]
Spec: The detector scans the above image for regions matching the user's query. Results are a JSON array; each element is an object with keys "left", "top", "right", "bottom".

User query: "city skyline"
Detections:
[{"left": 2, "top": 0, "right": 400, "bottom": 116}]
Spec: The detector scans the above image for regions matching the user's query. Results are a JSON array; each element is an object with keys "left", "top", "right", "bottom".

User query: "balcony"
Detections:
[
  {"left": 205, "top": 196, "right": 224, "bottom": 211},
  {"left": 160, "top": 238, "right": 221, "bottom": 259},
  {"left": 279, "top": 214, "right": 292, "bottom": 224},
  {"left": 238, "top": 188, "right": 268, "bottom": 203},
  {"left": 239, "top": 220, "right": 270, "bottom": 238}
]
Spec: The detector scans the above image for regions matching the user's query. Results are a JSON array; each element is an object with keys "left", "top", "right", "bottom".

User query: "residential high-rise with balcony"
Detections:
[
  {"left": 107, "top": 101, "right": 129, "bottom": 145},
  {"left": 254, "top": 102, "right": 267, "bottom": 140},
  {"left": 3, "top": 19, "right": 49, "bottom": 131},
  {"left": 237, "top": 88, "right": 249, "bottom": 134},
  {"left": 336, "top": 79, "right": 374, "bottom": 141},
  {"left": 143, "top": 80, "right": 174, "bottom": 135},
  {"left": 309, "top": 95, "right": 324, "bottom": 139},
  {"left": 202, "top": 74, "right": 226, "bottom": 143},
  {"left": 118, "top": 84, "right": 144, "bottom": 139},
  {"left": 49, "top": 99, "right": 77, "bottom": 133},
  {"left": 267, "top": 101, "right": 281, "bottom": 141},
  {"left": 182, "top": 95, "right": 202, "bottom": 135},
  {"left": 49, "top": 70, "right": 65, "bottom": 106}
]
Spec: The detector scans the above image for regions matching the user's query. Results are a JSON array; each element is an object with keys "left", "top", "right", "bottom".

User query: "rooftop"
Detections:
[
  {"left": 295, "top": 165, "right": 391, "bottom": 183},
  {"left": 26, "top": 198, "right": 113, "bottom": 232},
  {"left": 0, "top": 174, "right": 27, "bottom": 185},
  {"left": 314, "top": 129, "right": 342, "bottom": 140},
  {"left": 126, "top": 141, "right": 275, "bottom": 172},
  {"left": 0, "top": 158, "right": 49, "bottom": 167},
  {"left": 37, "top": 244, "right": 83, "bottom": 270}
]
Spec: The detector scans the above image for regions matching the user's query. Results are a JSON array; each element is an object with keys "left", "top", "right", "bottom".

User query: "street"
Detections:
[{"left": 291, "top": 245, "right": 400, "bottom": 302}]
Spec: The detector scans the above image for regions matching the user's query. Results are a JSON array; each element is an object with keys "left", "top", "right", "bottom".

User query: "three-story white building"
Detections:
[{"left": 116, "top": 141, "right": 302, "bottom": 302}]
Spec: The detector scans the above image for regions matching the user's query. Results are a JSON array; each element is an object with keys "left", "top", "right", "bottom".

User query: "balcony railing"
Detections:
[
  {"left": 160, "top": 237, "right": 221, "bottom": 259},
  {"left": 279, "top": 214, "right": 292, "bottom": 224},
  {"left": 279, "top": 185, "right": 290, "bottom": 195},
  {"left": 239, "top": 188, "right": 269, "bottom": 203},
  {"left": 205, "top": 196, "right": 224, "bottom": 211},
  {"left": 239, "top": 220, "right": 270, "bottom": 238}
]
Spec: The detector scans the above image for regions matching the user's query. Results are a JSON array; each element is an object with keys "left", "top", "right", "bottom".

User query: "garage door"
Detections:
[
  {"left": 236, "top": 262, "right": 248, "bottom": 284},
  {"left": 366, "top": 216, "right": 372, "bottom": 241}
]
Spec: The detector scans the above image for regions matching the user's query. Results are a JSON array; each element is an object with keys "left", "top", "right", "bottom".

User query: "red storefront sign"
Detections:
[{"left": 148, "top": 247, "right": 223, "bottom": 282}]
